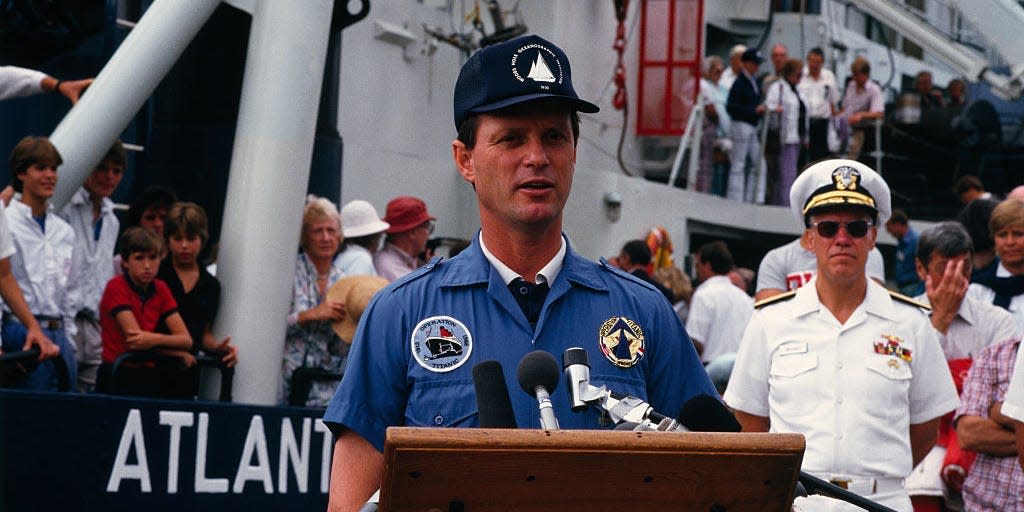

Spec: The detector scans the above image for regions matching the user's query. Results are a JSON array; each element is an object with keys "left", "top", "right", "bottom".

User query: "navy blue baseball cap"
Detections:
[{"left": 453, "top": 34, "right": 600, "bottom": 129}]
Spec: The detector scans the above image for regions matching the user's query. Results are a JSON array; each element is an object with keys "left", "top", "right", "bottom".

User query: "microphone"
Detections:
[
  {"left": 472, "top": 360, "right": 518, "bottom": 428},
  {"left": 517, "top": 350, "right": 561, "bottom": 430},
  {"left": 677, "top": 394, "right": 742, "bottom": 433},
  {"left": 562, "top": 347, "right": 590, "bottom": 412}
]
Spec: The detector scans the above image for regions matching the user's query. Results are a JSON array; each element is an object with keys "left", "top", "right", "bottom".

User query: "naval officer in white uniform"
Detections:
[{"left": 725, "top": 159, "right": 959, "bottom": 512}]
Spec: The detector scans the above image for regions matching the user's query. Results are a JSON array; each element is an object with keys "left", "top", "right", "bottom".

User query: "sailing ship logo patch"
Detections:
[
  {"left": 598, "top": 316, "right": 645, "bottom": 368},
  {"left": 412, "top": 316, "right": 473, "bottom": 372},
  {"left": 511, "top": 43, "right": 564, "bottom": 88}
]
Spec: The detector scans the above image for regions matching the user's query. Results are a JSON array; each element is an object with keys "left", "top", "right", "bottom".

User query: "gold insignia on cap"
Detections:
[
  {"left": 832, "top": 167, "right": 860, "bottom": 191},
  {"left": 802, "top": 166, "right": 876, "bottom": 214}
]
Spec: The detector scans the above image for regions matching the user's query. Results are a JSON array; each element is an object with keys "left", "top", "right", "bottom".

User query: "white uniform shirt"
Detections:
[
  {"left": 756, "top": 238, "right": 886, "bottom": 293},
  {"left": 686, "top": 274, "right": 753, "bottom": 363},
  {"left": 336, "top": 244, "right": 377, "bottom": 277},
  {"left": 725, "top": 278, "right": 959, "bottom": 490},
  {"left": 58, "top": 187, "right": 118, "bottom": 314},
  {"left": 1002, "top": 343, "right": 1024, "bottom": 421},
  {"left": 764, "top": 80, "right": 807, "bottom": 145},
  {"left": 0, "top": 66, "right": 46, "bottom": 101},
  {"left": 5, "top": 201, "right": 81, "bottom": 333},
  {"left": 967, "top": 265, "right": 1024, "bottom": 337},
  {"left": 720, "top": 67, "right": 738, "bottom": 95},
  {"left": 798, "top": 68, "right": 839, "bottom": 120},
  {"left": 912, "top": 292, "right": 1016, "bottom": 359}
]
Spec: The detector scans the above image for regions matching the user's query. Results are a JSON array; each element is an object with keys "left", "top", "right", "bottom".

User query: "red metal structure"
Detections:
[{"left": 637, "top": 0, "right": 704, "bottom": 136}]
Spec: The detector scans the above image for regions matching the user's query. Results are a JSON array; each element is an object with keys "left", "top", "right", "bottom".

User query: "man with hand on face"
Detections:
[
  {"left": 725, "top": 159, "right": 959, "bottom": 512},
  {"left": 322, "top": 34, "right": 715, "bottom": 512}
]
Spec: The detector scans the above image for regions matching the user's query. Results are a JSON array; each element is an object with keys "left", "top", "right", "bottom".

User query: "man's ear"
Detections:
[
  {"left": 452, "top": 139, "right": 474, "bottom": 185},
  {"left": 914, "top": 259, "right": 928, "bottom": 283}
]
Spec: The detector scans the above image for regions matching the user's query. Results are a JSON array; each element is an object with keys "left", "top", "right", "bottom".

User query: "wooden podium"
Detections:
[{"left": 379, "top": 427, "right": 805, "bottom": 512}]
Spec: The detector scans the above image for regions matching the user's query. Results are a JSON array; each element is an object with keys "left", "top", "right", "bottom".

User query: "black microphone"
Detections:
[
  {"left": 472, "top": 360, "right": 518, "bottom": 428},
  {"left": 517, "top": 350, "right": 561, "bottom": 429},
  {"left": 677, "top": 394, "right": 742, "bottom": 433}
]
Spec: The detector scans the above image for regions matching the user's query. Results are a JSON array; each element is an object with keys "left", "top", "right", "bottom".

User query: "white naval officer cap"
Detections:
[{"left": 789, "top": 159, "right": 892, "bottom": 227}]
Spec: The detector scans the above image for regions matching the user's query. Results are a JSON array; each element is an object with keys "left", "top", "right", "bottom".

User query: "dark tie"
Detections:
[{"left": 508, "top": 278, "right": 550, "bottom": 328}]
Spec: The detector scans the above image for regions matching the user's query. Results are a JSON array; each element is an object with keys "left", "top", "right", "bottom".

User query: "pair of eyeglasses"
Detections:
[
  {"left": 811, "top": 220, "right": 873, "bottom": 238},
  {"left": 421, "top": 221, "right": 436, "bottom": 235}
]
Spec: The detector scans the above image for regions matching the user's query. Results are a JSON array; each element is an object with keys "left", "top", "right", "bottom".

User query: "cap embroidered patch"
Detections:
[
  {"left": 598, "top": 316, "right": 645, "bottom": 368},
  {"left": 511, "top": 43, "right": 563, "bottom": 87},
  {"left": 412, "top": 316, "right": 473, "bottom": 372},
  {"left": 873, "top": 334, "right": 912, "bottom": 362}
]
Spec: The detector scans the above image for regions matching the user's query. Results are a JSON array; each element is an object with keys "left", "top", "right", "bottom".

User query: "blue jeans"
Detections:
[{"left": 2, "top": 320, "right": 76, "bottom": 391}]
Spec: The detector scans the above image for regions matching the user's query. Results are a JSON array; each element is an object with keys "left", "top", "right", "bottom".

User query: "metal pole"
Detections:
[{"left": 214, "top": 0, "right": 334, "bottom": 404}]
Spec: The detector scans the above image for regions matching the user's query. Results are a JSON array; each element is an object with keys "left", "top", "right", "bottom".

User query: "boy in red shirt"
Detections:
[{"left": 96, "top": 227, "right": 193, "bottom": 397}]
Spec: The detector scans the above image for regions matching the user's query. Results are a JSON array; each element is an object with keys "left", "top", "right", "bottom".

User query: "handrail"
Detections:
[
  {"left": 111, "top": 351, "right": 234, "bottom": 402},
  {"left": 0, "top": 347, "right": 71, "bottom": 391}
]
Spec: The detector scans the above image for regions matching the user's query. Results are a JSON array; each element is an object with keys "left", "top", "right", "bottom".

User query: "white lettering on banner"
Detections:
[
  {"left": 106, "top": 408, "right": 334, "bottom": 495},
  {"left": 315, "top": 420, "right": 332, "bottom": 493},
  {"left": 195, "top": 412, "right": 229, "bottom": 493},
  {"left": 233, "top": 415, "right": 274, "bottom": 493},
  {"left": 278, "top": 417, "right": 311, "bottom": 493},
  {"left": 159, "top": 411, "right": 194, "bottom": 494},
  {"left": 107, "top": 409, "right": 152, "bottom": 492}
]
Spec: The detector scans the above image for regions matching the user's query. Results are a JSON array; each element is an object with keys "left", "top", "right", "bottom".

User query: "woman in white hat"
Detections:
[{"left": 336, "top": 200, "right": 390, "bottom": 277}]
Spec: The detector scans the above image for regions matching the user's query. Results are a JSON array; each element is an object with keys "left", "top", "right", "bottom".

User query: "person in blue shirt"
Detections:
[
  {"left": 322, "top": 34, "right": 717, "bottom": 511},
  {"left": 886, "top": 209, "right": 923, "bottom": 296}
]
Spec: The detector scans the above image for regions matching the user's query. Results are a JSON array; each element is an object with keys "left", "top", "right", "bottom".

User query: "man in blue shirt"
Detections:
[
  {"left": 886, "top": 209, "right": 923, "bottom": 296},
  {"left": 323, "top": 34, "right": 716, "bottom": 511}
]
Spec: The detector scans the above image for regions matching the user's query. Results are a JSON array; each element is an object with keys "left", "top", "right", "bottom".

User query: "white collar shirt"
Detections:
[
  {"left": 479, "top": 232, "right": 565, "bottom": 286},
  {"left": 798, "top": 68, "right": 839, "bottom": 119},
  {"left": 725, "top": 277, "right": 959, "bottom": 506},
  {"left": 913, "top": 292, "right": 1017, "bottom": 360},
  {"left": 764, "top": 79, "right": 808, "bottom": 144},
  {"left": 5, "top": 200, "right": 81, "bottom": 330},
  {"left": 58, "top": 187, "right": 119, "bottom": 313},
  {"left": 686, "top": 274, "right": 753, "bottom": 363}
]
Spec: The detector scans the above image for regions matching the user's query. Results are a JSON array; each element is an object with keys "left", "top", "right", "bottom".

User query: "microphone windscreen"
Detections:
[
  {"left": 472, "top": 360, "right": 518, "bottom": 428},
  {"left": 562, "top": 347, "right": 589, "bottom": 369},
  {"left": 517, "top": 350, "right": 561, "bottom": 396},
  {"left": 678, "top": 394, "right": 742, "bottom": 432}
]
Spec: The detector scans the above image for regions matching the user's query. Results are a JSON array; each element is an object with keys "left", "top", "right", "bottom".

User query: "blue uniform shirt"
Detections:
[
  {"left": 323, "top": 235, "right": 716, "bottom": 452},
  {"left": 894, "top": 227, "right": 920, "bottom": 288}
]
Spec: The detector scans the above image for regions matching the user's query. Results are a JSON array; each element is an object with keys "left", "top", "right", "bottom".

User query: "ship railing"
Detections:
[
  {"left": 109, "top": 350, "right": 234, "bottom": 402},
  {"left": 0, "top": 347, "right": 72, "bottom": 392}
]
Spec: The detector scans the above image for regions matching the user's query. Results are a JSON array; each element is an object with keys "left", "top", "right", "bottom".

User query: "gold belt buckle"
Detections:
[{"left": 829, "top": 478, "right": 850, "bottom": 490}]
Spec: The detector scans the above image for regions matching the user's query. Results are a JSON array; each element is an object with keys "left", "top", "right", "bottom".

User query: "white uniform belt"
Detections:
[{"left": 826, "top": 475, "right": 904, "bottom": 495}]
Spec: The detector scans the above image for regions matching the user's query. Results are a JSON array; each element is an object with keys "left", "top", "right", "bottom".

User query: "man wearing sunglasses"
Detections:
[{"left": 725, "top": 159, "right": 959, "bottom": 512}]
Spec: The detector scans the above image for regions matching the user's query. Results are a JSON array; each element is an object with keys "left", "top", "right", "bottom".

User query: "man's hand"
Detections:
[
  {"left": 57, "top": 78, "right": 93, "bottom": 104},
  {"left": 926, "top": 258, "right": 968, "bottom": 334},
  {"left": 22, "top": 325, "right": 58, "bottom": 361}
]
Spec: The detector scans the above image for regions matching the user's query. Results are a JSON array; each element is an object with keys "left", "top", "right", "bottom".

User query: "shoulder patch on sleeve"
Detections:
[
  {"left": 754, "top": 290, "right": 797, "bottom": 309},
  {"left": 888, "top": 290, "right": 931, "bottom": 311}
]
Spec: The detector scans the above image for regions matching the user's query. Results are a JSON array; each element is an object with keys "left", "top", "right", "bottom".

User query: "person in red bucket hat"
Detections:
[{"left": 373, "top": 195, "right": 435, "bottom": 282}]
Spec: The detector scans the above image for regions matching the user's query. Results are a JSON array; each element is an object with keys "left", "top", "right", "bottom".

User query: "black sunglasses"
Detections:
[{"left": 811, "top": 220, "right": 872, "bottom": 238}]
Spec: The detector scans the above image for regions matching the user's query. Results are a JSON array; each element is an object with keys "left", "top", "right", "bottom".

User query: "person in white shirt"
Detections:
[
  {"left": 797, "top": 47, "right": 840, "bottom": 162},
  {"left": 2, "top": 136, "right": 79, "bottom": 391},
  {"left": 686, "top": 240, "right": 753, "bottom": 364},
  {"left": 727, "top": 159, "right": 959, "bottom": 512},
  {"left": 969, "top": 198, "right": 1024, "bottom": 335},
  {"left": 337, "top": 200, "right": 389, "bottom": 277},
  {"left": 719, "top": 44, "right": 746, "bottom": 94},
  {"left": 0, "top": 65, "right": 91, "bottom": 103},
  {"left": 764, "top": 58, "right": 808, "bottom": 206},
  {"left": 58, "top": 141, "right": 125, "bottom": 392},
  {"left": 838, "top": 57, "right": 885, "bottom": 160}
]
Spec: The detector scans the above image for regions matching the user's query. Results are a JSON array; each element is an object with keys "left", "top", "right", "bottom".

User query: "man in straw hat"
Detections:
[
  {"left": 724, "top": 159, "right": 959, "bottom": 511},
  {"left": 323, "top": 34, "right": 715, "bottom": 510}
]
